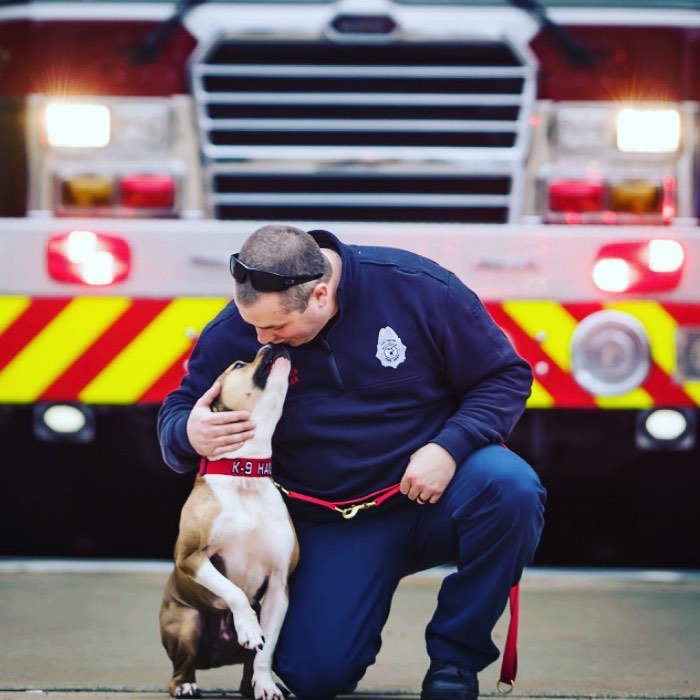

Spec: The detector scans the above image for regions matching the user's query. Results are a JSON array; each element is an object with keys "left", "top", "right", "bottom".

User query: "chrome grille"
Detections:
[{"left": 191, "top": 39, "right": 535, "bottom": 223}]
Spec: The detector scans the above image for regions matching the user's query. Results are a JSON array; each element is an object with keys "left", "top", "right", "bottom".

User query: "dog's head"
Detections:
[{"left": 212, "top": 344, "right": 291, "bottom": 416}]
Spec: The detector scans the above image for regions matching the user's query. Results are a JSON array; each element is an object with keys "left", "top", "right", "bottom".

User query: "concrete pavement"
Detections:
[{"left": 1, "top": 562, "right": 699, "bottom": 699}]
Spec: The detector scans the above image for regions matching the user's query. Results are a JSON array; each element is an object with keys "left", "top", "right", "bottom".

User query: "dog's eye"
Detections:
[{"left": 232, "top": 362, "right": 246, "bottom": 370}]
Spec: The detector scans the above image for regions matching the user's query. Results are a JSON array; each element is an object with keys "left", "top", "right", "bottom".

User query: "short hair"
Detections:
[{"left": 235, "top": 224, "right": 330, "bottom": 312}]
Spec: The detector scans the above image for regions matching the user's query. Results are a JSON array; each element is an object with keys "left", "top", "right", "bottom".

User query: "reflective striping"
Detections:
[
  {"left": 79, "top": 298, "right": 227, "bottom": 403},
  {"left": 487, "top": 301, "right": 596, "bottom": 408},
  {"left": 0, "top": 297, "right": 131, "bottom": 402},
  {"left": 528, "top": 379, "right": 555, "bottom": 408},
  {"left": 0, "top": 296, "right": 30, "bottom": 336},
  {"left": 594, "top": 388, "right": 654, "bottom": 409},
  {"left": 0, "top": 298, "right": 71, "bottom": 372},
  {"left": 1, "top": 296, "right": 698, "bottom": 407},
  {"left": 685, "top": 383, "right": 700, "bottom": 404},
  {"left": 502, "top": 301, "right": 578, "bottom": 372},
  {"left": 39, "top": 299, "right": 172, "bottom": 401},
  {"left": 604, "top": 301, "right": 677, "bottom": 375}
]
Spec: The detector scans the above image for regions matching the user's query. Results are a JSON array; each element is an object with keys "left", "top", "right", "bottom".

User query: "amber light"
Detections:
[
  {"left": 549, "top": 180, "right": 605, "bottom": 213},
  {"left": 609, "top": 181, "right": 660, "bottom": 214},
  {"left": 120, "top": 174, "right": 175, "bottom": 209},
  {"left": 47, "top": 230, "right": 131, "bottom": 286},
  {"left": 62, "top": 175, "right": 114, "bottom": 207}
]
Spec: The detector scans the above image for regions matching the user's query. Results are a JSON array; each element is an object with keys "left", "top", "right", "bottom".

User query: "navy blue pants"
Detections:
[{"left": 273, "top": 445, "right": 546, "bottom": 699}]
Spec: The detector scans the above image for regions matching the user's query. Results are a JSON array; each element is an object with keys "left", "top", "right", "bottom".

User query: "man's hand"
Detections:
[
  {"left": 186, "top": 381, "right": 256, "bottom": 459},
  {"left": 400, "top": 443, "right": 457, "bottom": 504}
]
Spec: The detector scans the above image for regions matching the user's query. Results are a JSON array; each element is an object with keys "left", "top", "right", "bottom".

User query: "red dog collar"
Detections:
[{"left": 199, "top": 456, "right": 272, "bottom": 477}]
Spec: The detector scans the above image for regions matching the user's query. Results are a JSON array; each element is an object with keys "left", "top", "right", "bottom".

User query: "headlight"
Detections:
[
  {"left": 44, "top": 100, "right": 172, "bottom": 151},
  {"left": 45, "top": 102, "right": 111, "bottom": 148},
  {"left": 616, "top": 108, "right": 681, "bottom": 153}
]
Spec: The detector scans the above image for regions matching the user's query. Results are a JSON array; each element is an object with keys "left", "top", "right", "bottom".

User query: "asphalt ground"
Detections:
[{"left": 1, "top": 562, "right": 699, "bottom": 700}]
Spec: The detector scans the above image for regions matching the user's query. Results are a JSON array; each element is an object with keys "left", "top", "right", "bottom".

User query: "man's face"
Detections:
[{"left": 235, "top": 288, "right": 329, "bottom": 347}]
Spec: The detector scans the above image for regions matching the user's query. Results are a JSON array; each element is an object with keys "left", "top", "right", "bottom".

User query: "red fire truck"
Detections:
[{"left": 1, "top": 0, "right": 699, "bottom": 556}]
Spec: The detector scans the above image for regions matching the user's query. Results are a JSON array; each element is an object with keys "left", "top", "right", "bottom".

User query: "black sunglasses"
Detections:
[{"left": 229, "top": 253, "right": 324, "bottom": 292}]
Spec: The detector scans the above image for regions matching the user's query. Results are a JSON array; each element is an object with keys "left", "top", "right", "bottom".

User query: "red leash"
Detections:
[
  {"left": 498, "top": 584, "right": 520, "bottom": 693},
  {"left": 274, "top": 477, "right": 521, "bottom": 690},
  {"left": 273, "top": 481, "right": 402, "bottom": 519}
]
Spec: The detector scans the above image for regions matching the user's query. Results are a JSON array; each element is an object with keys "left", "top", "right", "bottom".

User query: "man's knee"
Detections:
[
  {"left": 451, "top": 445, "right": 546, "bottom": 529},
  {"left": 274, "top": 653, "right": 362, "bottom": 700}
]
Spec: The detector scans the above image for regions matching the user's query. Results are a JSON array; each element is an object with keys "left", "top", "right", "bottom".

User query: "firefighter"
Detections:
[{"left": 158, "top": 223, "right": 546, "bottom": 700}]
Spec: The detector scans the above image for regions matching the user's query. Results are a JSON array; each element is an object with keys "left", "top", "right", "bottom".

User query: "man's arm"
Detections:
[
  {"left": 157, "top": 307, "right": 259, "bottom": 473},
  {"left": 432, "top": 273, "right": 532, "bottom": 463},
  {"left": 401, "top": 273, "right": 532, "bottom": 502}
]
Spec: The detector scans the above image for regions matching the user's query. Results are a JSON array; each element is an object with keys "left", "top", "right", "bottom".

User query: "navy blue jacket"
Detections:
[{"left": 157, "top": 230, "right": 532, "bottom": 519}]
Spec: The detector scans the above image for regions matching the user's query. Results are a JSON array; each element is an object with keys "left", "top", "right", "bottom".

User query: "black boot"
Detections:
[{"left": 420, "top": 659, "right": 479, "bottom": 700}]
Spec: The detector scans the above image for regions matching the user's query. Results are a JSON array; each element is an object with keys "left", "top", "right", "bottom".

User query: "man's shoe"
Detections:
[{"left": 420, "top": 659, "right": 479, "bottom": 700}]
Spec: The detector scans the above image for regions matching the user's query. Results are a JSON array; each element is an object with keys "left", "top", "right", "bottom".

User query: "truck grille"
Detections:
[{"left": 192, "top": 39, "right": 535, "bottom": 223}]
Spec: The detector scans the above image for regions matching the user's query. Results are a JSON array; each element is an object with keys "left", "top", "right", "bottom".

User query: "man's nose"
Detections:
[{"left": 256, "top": 329, "right": 276, "bottom": 344}]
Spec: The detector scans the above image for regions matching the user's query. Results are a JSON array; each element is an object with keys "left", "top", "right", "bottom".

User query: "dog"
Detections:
[{"left": 160, "top": 344, "right": 298, "bottom": 700}]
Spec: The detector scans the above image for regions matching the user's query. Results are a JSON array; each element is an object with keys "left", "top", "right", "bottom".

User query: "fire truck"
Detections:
[{"left": 1, "top": 0, "right": 699, "bottom": 557}]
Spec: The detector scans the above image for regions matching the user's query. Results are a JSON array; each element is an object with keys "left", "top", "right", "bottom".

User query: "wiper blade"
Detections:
[
  {"left": 131, "top": 0, "right": 207, "bottom": 64},
  {"left": 507, "top": 0, "right": 597, "bottom": 68}
]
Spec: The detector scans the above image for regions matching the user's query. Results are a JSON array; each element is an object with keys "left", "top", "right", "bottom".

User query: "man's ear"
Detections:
[{"left": 309, "top": 282, "right": 329, "bottom": 308}]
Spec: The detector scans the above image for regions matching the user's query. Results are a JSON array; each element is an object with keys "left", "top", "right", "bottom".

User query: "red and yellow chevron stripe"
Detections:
[
  {"left": 1, "top": 296, "right": 699, "bottom": 407},
  {"left": 0, "top": 296, "right": 228, "bottom": 404},
  {"left": 487, "top": 300, "right": 700, "bottom": 409}
]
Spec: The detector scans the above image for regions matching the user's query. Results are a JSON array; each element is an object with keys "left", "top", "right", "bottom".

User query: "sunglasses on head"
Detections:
[{"left": 229, "top": 253, "right": 324, "bottom": 292}]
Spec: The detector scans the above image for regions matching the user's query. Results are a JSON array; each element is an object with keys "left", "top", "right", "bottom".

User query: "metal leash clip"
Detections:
[{"left": 336, "top": 501, "right": 377, "bottom": 519}]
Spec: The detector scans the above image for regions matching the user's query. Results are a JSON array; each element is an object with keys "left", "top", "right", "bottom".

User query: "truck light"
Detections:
[
  {"left": 47, "top": 230, "right": 131, "bottom": 286},
  {"left": 592, "top": 240, "right": 684, "bottom": 293},
  {"left": 677, "top": 329, "right": 700, "bottom": 381},
  {"left": 609, "top": 181, "right": 660, "bottom": 214},
  {"left": 119, "top": 174, "right": 175, "bottom": 209},
  {"left": 61, "top": 175, "right": 115, "bottom": 207},
  {"left": 636, "top": 408, "right": 696, "bottom": 451},
  {"left": 549, "top": 180, "right": 604, "bottom": 213},
  {"left": 45, "top": 103, "right": 110, "bottom": 148},
  {"left": 554, "top": 106, "right": 614, "bottom": 153},
  {"left": 592, "top": 257, "right": 634, "bottom": 293},
  {"left": 571, "top": 310, "right": 651, "bottom": 396},
  {"left": 33, "top": 403, "right": 95, "bottom": 443},
  {"left": 616, "top": 108, "right": 681, "bottom": 153}
]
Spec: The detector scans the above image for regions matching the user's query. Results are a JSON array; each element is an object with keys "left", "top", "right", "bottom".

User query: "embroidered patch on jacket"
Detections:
[{"left": 376, "top": 326, "right": 407, "bottom": 368}]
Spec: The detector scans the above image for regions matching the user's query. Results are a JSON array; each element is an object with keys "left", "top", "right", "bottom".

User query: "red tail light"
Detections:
[
  {"left": 119, "top": 174, "right": 175, "bottom": 209},
  {"left": 47, "top": 230, "right": 131, "bottom": 286},
  {"left": 592, "top": 239, "right": 685, "bottom": 293},
  {"left": 549, "top": 180, "right": 605, "bottom": 213}
]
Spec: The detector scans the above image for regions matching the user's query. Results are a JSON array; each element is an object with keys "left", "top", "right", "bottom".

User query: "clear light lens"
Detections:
[
  {"left": 647, "top": 239, "right": 684, "bottom": 272},
  {"left": 42, "top": 404, "right": 88, "bottom": 434},
  {"left": 45, "top": 103, "right": 111, "bottom": 148},
  {"left": 555, "top": 106, "right": 614, "bottom": 152},
  {"left": 644, "top": 409, "right": 688, "bottom": 441},
  {"left": 592, "top": 258, "right": 634, "bottom": 293},
  {"left": 571, "top": 310, "right": 651, "bottom": 396},
  {"left": 110, "top": 102, "right": 171, "bottom": 150},
  {"left": 616, "top": 108, "right": 681, "bottom": 153}
]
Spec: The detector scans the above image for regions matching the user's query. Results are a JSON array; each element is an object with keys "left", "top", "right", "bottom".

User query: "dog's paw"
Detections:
[
  {"left": 235, "top": 608, "right": 264, "bottom": 650},
  {"left": 174, "top": 682, "right": 201, "bottom": 698},
  {"left": 253, "top": 673, "right": 285, "bottom": 700}
]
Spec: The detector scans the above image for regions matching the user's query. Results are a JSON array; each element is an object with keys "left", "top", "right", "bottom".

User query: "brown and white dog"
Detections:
[{"left": 159, "top": 344, "right": 298, "bottom": 700}]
